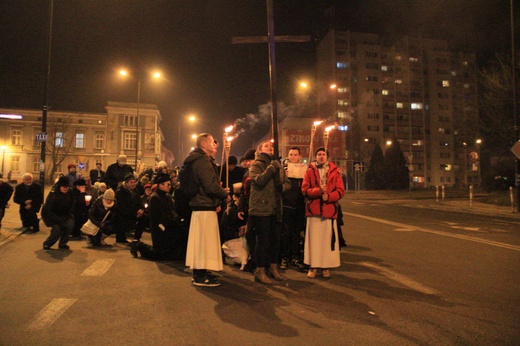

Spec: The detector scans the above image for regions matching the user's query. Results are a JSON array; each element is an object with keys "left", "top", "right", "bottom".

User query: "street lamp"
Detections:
[
  {"left": 119, "top": 69, "right": 161, "bottom": 172},
  {"left": 0, "top": 145, "right": 6, "bottom": 178}
]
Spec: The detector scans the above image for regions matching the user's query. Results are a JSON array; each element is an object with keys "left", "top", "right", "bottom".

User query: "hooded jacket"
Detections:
[
  {"left": 302, "top": 161, "right": 345, "bottom": 219},
  {"left": 183, "top": 148, "right": 228, "bottom": 210}
]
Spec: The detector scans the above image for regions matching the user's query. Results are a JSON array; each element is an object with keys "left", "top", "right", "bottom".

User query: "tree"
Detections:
[
  {"left": 365, "top": 144, "right": 385, "bottom": 190},
  {"left": 478, "top": 53, "right": 518, "bottom": 189},
  {"left": 46, "top": 116, "right": 75, "bottom": 184},
  {"left": 384, "top": 139, "right": 409, "bottom": 190}
]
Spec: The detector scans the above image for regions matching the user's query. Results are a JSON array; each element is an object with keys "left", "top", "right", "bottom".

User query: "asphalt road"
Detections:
[{"left": 0, "top": 197, "right": 519, "bottom": 345}]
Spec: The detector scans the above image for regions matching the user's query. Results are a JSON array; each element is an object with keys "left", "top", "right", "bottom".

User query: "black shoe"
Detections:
[
  {"left": 130, "top": 242, "right": 139, "bottom": 257},
  {"left": 192, "top": 274, "right": 221, "bottom": 287},
  {"left": 43, "top": 244, "right": 51, "bottom": 250},
  {"left": 58, "top": 244, "right": 70, "bottom": 250},
  {"left": 290, "top": 258, "right": 306, "bottom": 270}
]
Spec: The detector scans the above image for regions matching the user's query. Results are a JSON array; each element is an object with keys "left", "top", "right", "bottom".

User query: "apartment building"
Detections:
[
  {"left": 0, "top": 101, "right": 165, "bottom": 184},
  {"left": 316, "top": 30, "right": 480, "bottom": 188}
]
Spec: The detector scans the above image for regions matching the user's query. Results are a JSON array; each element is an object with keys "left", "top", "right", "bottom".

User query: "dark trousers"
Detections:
[
  {"left": 20, "top": 208, "right": 40, "bottom": 231},
  {"left": 280, "top": 206, "right": 305, "bottom": 261},
  {"left": 43, "top": 218, "right": 74, "bottom": 247},
  {"left": 87, "top": 225, "right": 113, "bottom": 246},
  {"left": 0, "top": 207, "right": 5, "bottom": 227},
  {"left": 115, "top": 217, "right": 136, "bottom": 242},
  {"left": 133, "top": 215, "right": 149, "bottom": 240},
  {"left": 251, "top": 215, "right": 279, "bottom": 268},
  {"left": 245, "top": 216, "right": 256, "bottom": 261}
]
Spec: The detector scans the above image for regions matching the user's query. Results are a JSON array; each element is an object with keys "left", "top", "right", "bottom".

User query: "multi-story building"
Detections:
[
  {"left": 0, "top": 102, "right": 167, "bottom": 184},
  {"left": 316, "top": 30, "right": 480, "bottom": 188}
]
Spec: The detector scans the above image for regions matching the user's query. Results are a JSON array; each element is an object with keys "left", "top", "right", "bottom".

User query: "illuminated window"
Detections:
[
  {"left": 32, "top": 156, "right": 39, "bottom": 173},
  {"left": 409, "top": 57, "right": 418, "bottom": 62},
  {"left": 336, "top": 62, "right": 348, "bottom": 69},
  {"left": 124, "top": 132, "right": 137, "bottom": 150},
  {"left": 442, "top": 80, "right": 450, "bottom": 87},
  {"left": 451, "top": 71, "right": 457, "bottom": 76},
  {"left": 396, "top": 102, "right": 403, "bottom": 109},
  {"left": 337, "top": 112, "right": 348, "bottom": 118},
  {"left": 338, "top": 100, "right": 349, "bottom": 106},
  {"left": 95, "top": 132, "right": 105, "bottom": 149},
  {"left": 381, "top": 65, "right": 388, "bottom": 71},
  {"left": 55, "top": 132, "right": 64, "bottom": 147},
  {"left": 382, "top": 89, "right": 389, "bottom": 95},
  {"left": 11, "top": 156, "right": 20, "bottom": 172},
  {"left": 411, "top": 103, "right": 423, "bottom": 109},
  {"left": 11, "top": 127, "right": 22, "bottom": 146},
  {"left": 75, "top": 132, "right": 85, "bottom": 149},
  {"left": 337, "top": 87, "right": 348, "bottom": 93},
  {"left": 395, "top": 79, "right": 402, "bottom": 84},
  {"left": 464, "top": 83, "right": 470, "bottom": 88},
  {"left": 395, "top": 55, "right": 402, "bottom": 61}
]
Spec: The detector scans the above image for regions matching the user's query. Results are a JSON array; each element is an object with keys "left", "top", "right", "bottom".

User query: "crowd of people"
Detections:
[{"left": 2, "top": 134, "right": 346, "bottom": 288}]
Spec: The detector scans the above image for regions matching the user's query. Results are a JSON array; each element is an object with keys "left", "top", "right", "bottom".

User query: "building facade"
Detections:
[
  {"left": 316, "top": 30, "right": 480, "bottom": 188},
  {"left": 0, "top": 102, "right": 165, "bottom": 184}
]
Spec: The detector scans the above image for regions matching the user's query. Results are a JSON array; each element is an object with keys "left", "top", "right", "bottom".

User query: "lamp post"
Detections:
[
  {"left": 179, "top": 114, "right": 196, "bottom": 161},
  {"left": 119, "top": 69, "right": 161, "bottom": 172},
  {"left": 0, "top": 146, "right": 6, "bottom": 178},
  {"left": 476, "top": 138, "right": 482, "bottom": 187}
]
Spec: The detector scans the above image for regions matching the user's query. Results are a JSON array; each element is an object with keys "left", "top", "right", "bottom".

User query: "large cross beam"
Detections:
[{"left": 232, "top": 0, "right": 310, "bottom": 158}]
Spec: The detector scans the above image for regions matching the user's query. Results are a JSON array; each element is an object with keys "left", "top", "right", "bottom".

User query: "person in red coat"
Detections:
[{"left": 301, "top": 147, "right": 345, "bottom": 279}]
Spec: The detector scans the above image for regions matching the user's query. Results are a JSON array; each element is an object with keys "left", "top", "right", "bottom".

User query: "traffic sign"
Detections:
[
  {"left": 511, "top": 140, "right": 520, "bottom": 159},
  {"left": 35, "top": 132, "right": 47, "bottom": 142},
  {"left": 353, "top": 161, "right": 365, "bottom": 172}
]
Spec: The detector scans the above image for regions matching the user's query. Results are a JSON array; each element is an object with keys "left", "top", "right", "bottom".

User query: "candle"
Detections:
[{"left": 85, "top": 195, "right": 92, "bottom": 203}]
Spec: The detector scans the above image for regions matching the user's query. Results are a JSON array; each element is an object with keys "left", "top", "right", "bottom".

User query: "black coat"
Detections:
[
  {"left": 13, "top": 182, "right": 43, "bottom": 213},
  {"left": 105, "top": 162, "right": 133, "bottom": 190},
  {"left": 41, "top": 189, "right": 74, "bottom": 226},
  {"left": 0, "top": 181, "right": 14, "bottom": 208},
  {"left": 149, "top": 189, "right": 180, "bottom": 255}
]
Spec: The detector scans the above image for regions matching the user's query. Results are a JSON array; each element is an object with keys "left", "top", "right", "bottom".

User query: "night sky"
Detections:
[{"left": 0, "top": 0, "right": 514, "bottom": 163}]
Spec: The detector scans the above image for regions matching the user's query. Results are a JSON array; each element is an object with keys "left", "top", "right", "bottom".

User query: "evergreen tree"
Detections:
[
  {"left": 365, "top": 144, "right": 385, "bottom": 190},
  {"left": 384, "top": 139, "right": 409, "bottom": 190}
]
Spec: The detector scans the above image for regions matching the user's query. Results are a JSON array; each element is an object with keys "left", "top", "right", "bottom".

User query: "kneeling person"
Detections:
[{"left": 130, "top": 174, "right": 186, "bottom": 261}]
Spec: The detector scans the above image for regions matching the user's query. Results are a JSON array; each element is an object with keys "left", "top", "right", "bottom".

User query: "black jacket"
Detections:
[
  {"left": 183, "top": 148, "right": 228, "bottom": 210},
  {"left": 41, "top": 189, "right": 74, "bottom": 226},
  {"left": 14, "top": 182, "right": 43, "bottom": 212},
  {"left": 149, "top": 189, "right": 179, "bottom": 254},
  {"left": 105, "top": 162, "right": 133, "bottom": 190},
  {"left": 0, "top": 181, "right": 14, "bottom": 208}
]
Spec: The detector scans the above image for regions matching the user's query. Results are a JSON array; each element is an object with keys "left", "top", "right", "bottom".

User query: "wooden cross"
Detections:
[{"left": 232, "top": 0, "right": 310, "bottom": 157}]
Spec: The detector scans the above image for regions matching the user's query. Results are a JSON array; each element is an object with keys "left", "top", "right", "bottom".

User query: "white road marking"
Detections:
[
  {"left": 345, "top": 212, "right": 520, "bottom": 251},
  {"left": 81, "top": 259, "right": 115, "bottom": 276},
  {"left": 27, "top": 298, "right": 77, "bottom": 330},
  {"left": 360, "top": 262, "right": 439, "bottom": 295}
]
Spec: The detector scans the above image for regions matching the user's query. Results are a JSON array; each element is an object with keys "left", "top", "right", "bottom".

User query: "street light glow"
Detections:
[
  {"left": 119, "top": 70, "right": 128, "bottom": 76},
  {"left": 329, "top": 83, "right": 337, "bottom": 89},
  {"left": 153, "top": 72, "right": 161, "bottom": 79},
  {"left": 313, "top": 120, "right": 323, "bottom": 127},
  {"left": 225, "top": 125, "right": 233, "bottom": 133},
  {"left": 299, "top": 81, "right": 308, "bottom": 88}
]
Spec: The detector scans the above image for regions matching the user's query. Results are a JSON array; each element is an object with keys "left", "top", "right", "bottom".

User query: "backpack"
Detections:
[{"left": 178, "top": 160, "right": 200, "bottom": 198}]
